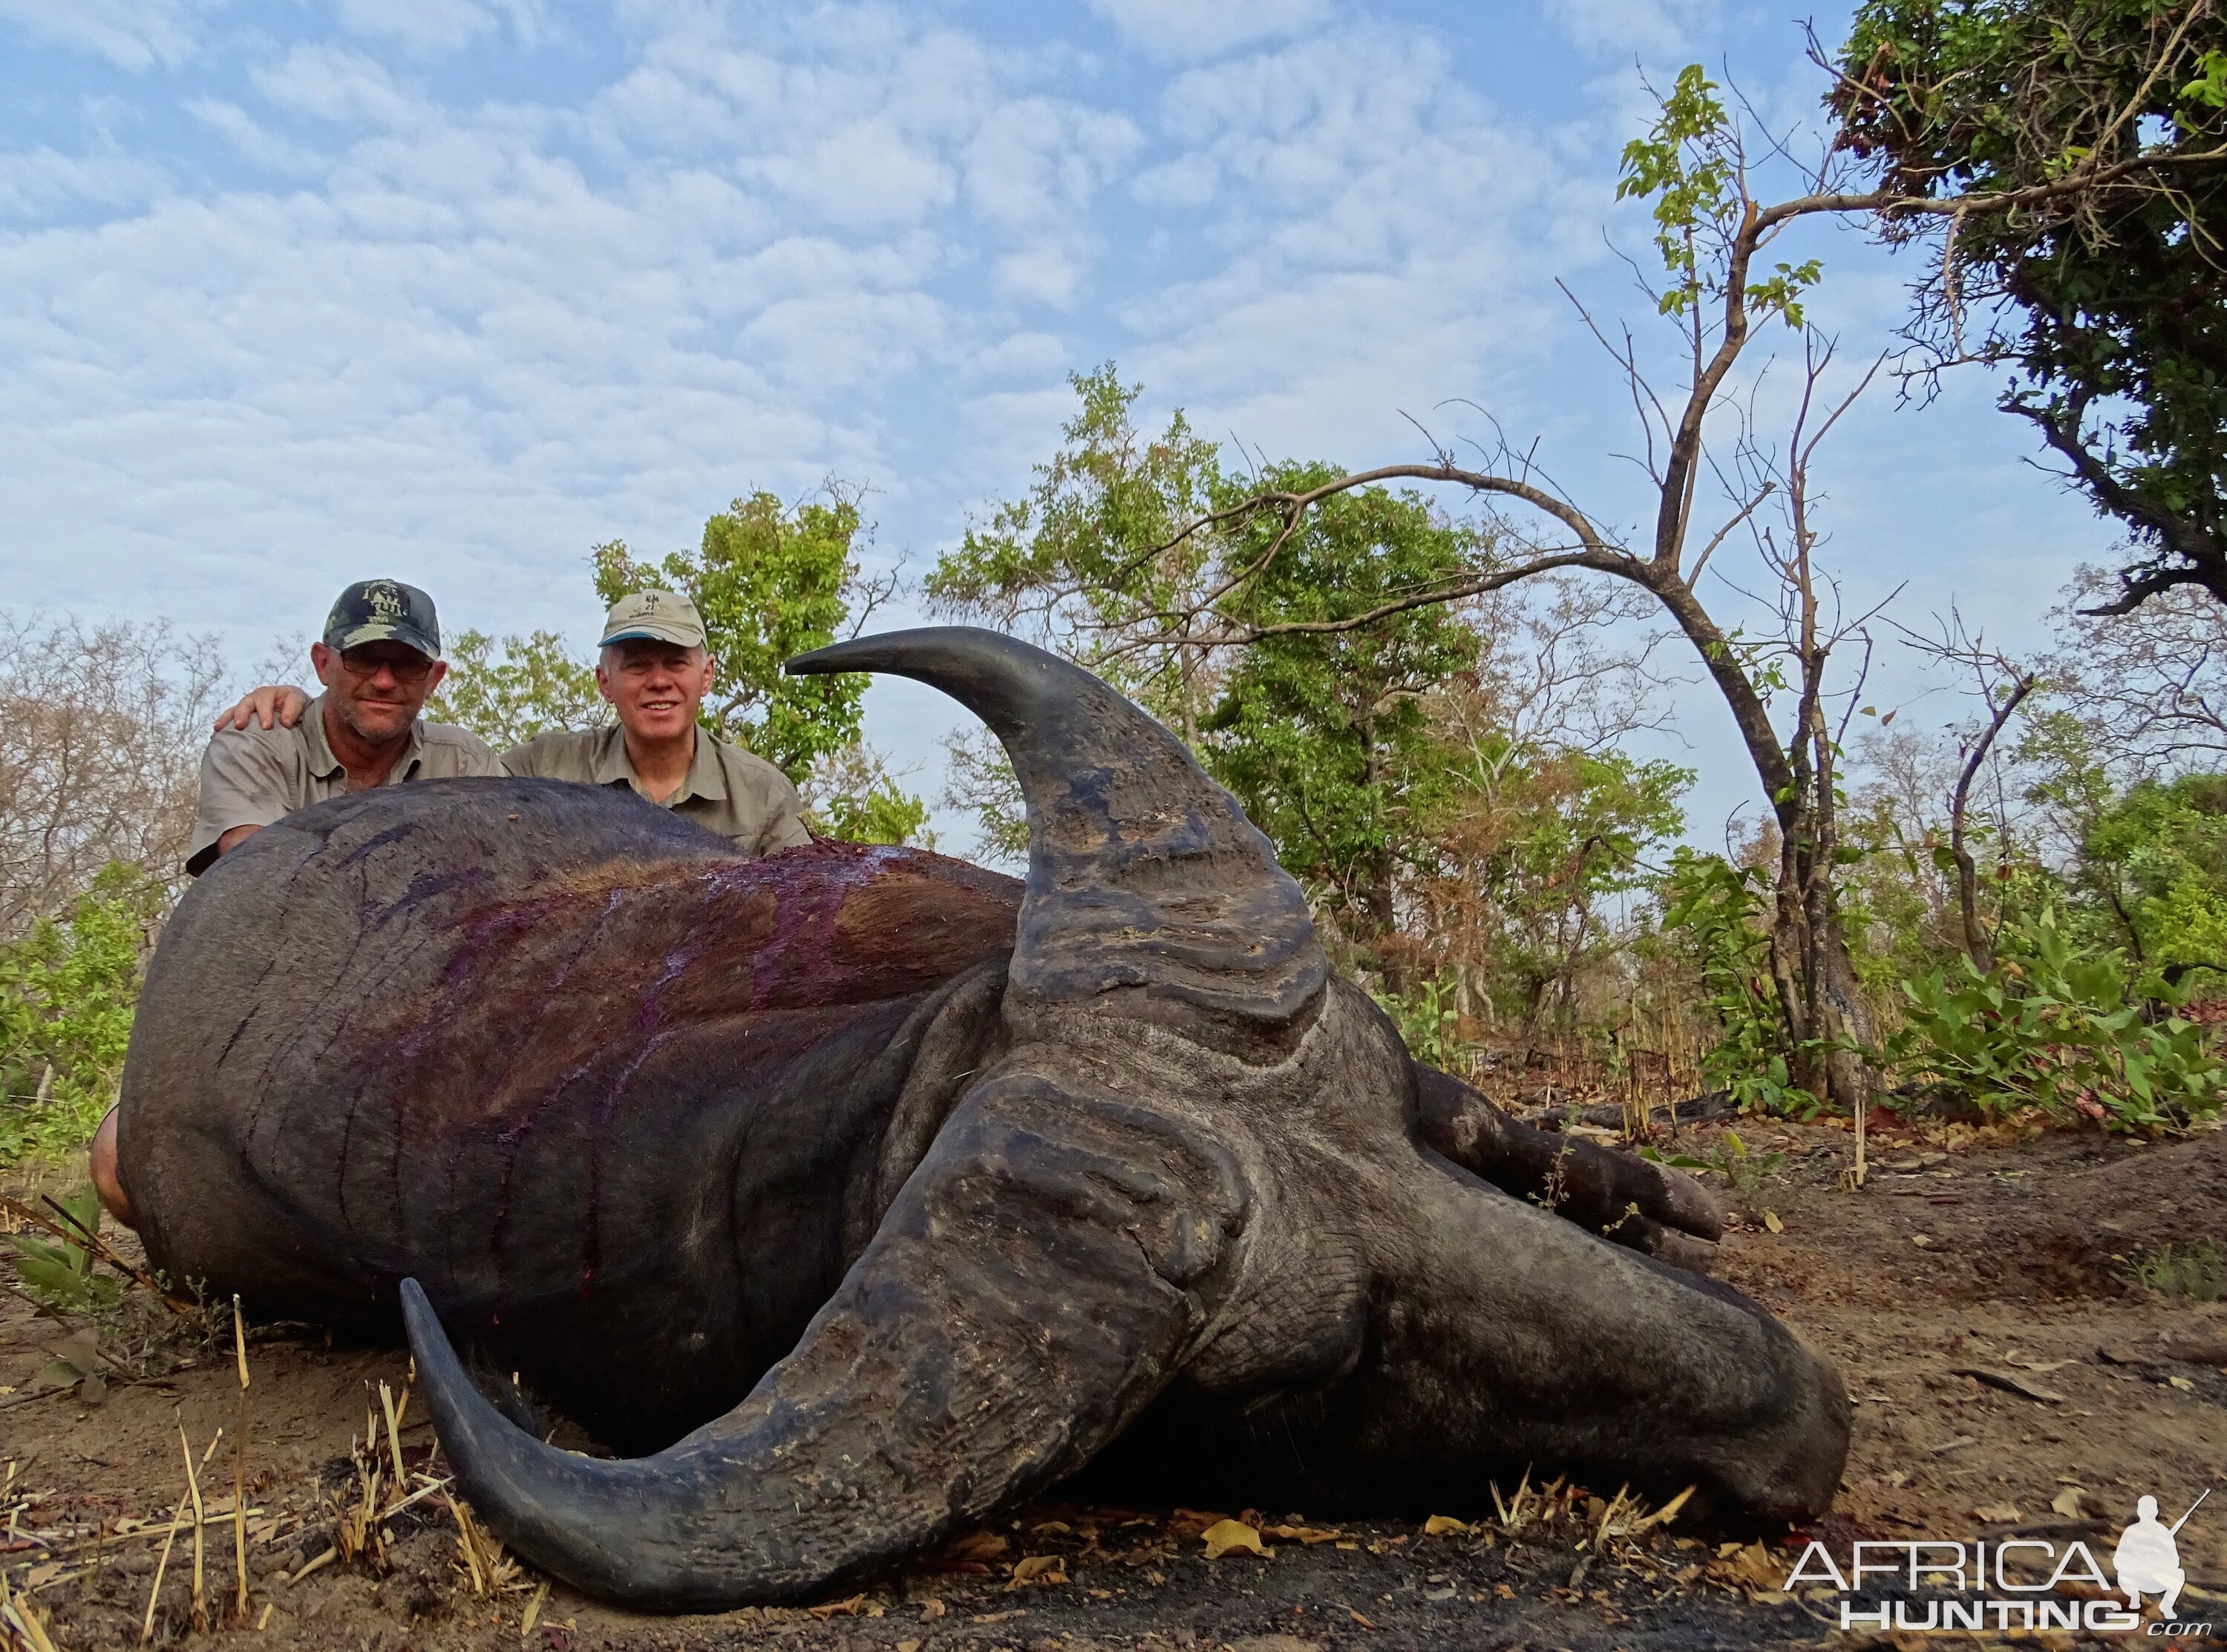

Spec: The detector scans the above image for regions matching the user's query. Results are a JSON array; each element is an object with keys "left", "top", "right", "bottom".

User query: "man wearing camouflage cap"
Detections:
[
  {"left": 215, "top": 589, "right": 812, "bottom": 857},
  {"left": 186, "top": 579, "right": 500, "bottom": 877},
  {"left": 97, "top": 580, "right": 498, "bottom": 1225},
  {"left": 501, "top": 589, "right": 811, "bottom": 856}
]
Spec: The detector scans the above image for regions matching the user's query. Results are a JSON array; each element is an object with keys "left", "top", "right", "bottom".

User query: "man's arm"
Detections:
[
  {"left": 215, "top": 684, "right": 310, "bottom": 732},
  {"left": 185, "top": 730, "right": 304, "bottom": 876}
]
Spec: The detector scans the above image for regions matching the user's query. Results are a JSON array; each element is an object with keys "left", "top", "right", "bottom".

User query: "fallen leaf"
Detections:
[
  {"left": 1707, "top": 1541, "right": 1783, "bottom": 1592},
  {"left": 1932, "top": 1435, "right": 1978, "bottom": 1455},
  {"left": 806, "top": 1595, "right": 865, "bottom": 1622},
  {"left": 971, "top": 1609, "right": 1024, "bottom": 1625},
  {"left": 2051, "top": 1487, "right": 2084, "bottom": 1518},
  {"left": 2096, "top": 1344, "right": 2152, "bottom": 1366},
  {"left": 918, "top": 1599, "right": 945, "bottom": 1622},
  {"left": 1762, "top": 1210, "right": 1783, "bottom": 1233},
  {"left": 2169, "top": 1375, "right": 2196, "bottom": 1392},
  {"left": 1010, "top": 1556, "right": 1067, "bottom": 1586},
  {"left": 1028, "top": 1520, "right": 1073, "bottom": 1537},
  {"left": 1202, "top": 1518, "right": 1269, "bottom": 1560},
  {"left": 1972, "top": 1504, "right": 2023, "bottom": 1524},
  {"left": 941, "top": 1531, "right": 1010, "bottom": 1564},
  {"left": 28, "top": 1359, "right": 79, "bottom": 1394},
  {"left": 1422, "top": 1515, "right": 1471, "bottom": 1537},
  {"left": 1262, "top": 1524, "right": 1341, "bottom": 1545},
  {"left": 1911, "top": 1235, "right": 1931, "bottom": 1248},
  {"left": 897, "top": 1642, "right": 922, "bottom": 1652},
  {"left": 1168, "top": 1508, "right": 1231, "bottom": 1540},
  {"left": 1347, "top": 1608, "right": 1379, "bottom": 1629}
]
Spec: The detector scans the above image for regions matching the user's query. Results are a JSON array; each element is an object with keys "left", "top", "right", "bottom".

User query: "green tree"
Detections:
[
  {"left": 1200, "top": 467, "right": 1485, "bottom": 952},
  {"left": 428, "top": 629, "right": 603, "bottom": 749},
  {"left": 2079, "top": 772, "right": 2227, "bottom": 982},
  {"left": 1467, "top": 747, "right": 1691, "bottom": 1029},
  {"left": 1831, "top": 0, "right": 2227, "bottom": 612},
  {"left": 593, "top": 490, "right": 882, "bottom": 779},
  {"left": 804, "top": 744, "right": 935, "bottom": 849},
  {"left": 926, "top": 366, "right": 1230, "bottom": 742}
]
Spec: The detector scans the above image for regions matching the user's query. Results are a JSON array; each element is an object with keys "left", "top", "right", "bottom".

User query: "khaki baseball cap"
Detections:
[{"left": 598, "top": 589, "right": 707, "bottom": 649}]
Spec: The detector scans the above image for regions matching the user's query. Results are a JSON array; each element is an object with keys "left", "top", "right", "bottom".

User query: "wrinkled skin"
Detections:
[{"left": 117, "top": 629, "right": 1848, "bottom": 1612}]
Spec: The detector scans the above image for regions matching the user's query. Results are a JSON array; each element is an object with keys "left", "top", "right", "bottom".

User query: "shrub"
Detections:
[
  {"left": 2124, "top": 1239, "right": 2225, "bottom": 1304},
  {"left": 1882, "top": 905, "right": 2223, "bottom": 1130},
  {"left": 0, "top": 862, "right": 164, "bottom": 1168},
  {"left": 1658, "top": 850, "right": 1820, "bottom": 1117},
  {"left": 1374, "top": 970, "right": 1465, "bottom": 1070}
]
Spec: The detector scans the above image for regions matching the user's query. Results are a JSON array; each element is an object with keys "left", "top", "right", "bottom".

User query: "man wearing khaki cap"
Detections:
[
  {"left": 216, "top": 589, "right": 811, "bottom": 858},
  {"left": 501, "top": 589, "right": 812, "bottom": 856}
]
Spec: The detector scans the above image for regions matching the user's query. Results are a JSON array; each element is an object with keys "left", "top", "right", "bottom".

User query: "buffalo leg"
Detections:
[
  {"left": 1344, "top": 1150, "right": 1846, "bottom": 1521},
  {"left": 1413, "top": 1065, "right": 1721, "bottom": 1268}
]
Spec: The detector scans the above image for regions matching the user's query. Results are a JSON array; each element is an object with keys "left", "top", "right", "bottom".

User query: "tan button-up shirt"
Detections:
[
  {"left": 500, "top": 725, "right": 812, "bottom": 857},
  {"left": 187, "top": 694, "right": 502, "bottom": 876}
]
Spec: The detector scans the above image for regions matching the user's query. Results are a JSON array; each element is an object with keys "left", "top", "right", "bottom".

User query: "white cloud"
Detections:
[
  {"left": 753, "top": 119, "right": 956, "bottom": 229},
  {"left": 252, "top": 44, "right": 423, "bottom": 126},
  {"left": 186, "top": 99, "right": 322, "bottom": 173},
  {"left": 0, "top": 0, "right": 211, "bottom": 71},
  {"left": 1107, "top": 24, "right": 1587, "bottom": 462},
  {"left": 333, "top": 0, "right": 497, "bottom": 55},
  {"left": 1544, "top": 0, "right": 1720, "bottom": 59},
  {"left": 0, "top": 145, "right": 170, "bottom": 216},
  {"left": 1088, "top": 0, "right": 1333, "bottom": 63}
]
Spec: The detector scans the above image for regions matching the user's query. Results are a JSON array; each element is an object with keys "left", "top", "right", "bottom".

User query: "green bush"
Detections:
[
  {"left": 1882, "top": 905, "right": 2222, "bottom": 1130},
  {"left": 1658, "top": 850, "right": 1820, "bottom": 1117},
  {"left": 10, "top": 1184, "right": 121, "bottom": 1312},
  {"left": 0, "top": 862, "right": 164, "bottom": 1168},
  {"left": 1374, "top": 970, "right": 1465, "bottom": 1070}
]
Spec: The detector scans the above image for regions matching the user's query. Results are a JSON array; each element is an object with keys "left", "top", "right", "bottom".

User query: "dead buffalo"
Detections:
[{"left": 115, "top": 626, "right": 1847, "bottom": 1611}]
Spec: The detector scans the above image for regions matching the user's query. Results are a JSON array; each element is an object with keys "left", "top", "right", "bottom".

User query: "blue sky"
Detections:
[{"left": 0, "top": 0, "right": 2110, "bottom": 853}]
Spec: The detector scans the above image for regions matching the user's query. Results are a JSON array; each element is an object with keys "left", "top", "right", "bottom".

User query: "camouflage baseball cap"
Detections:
[
  {"left": 598, "top": 588, "right": 707, "bottom": 649},
  {"left": 323, "top": 579, "right": 441, "bottom": 658}
]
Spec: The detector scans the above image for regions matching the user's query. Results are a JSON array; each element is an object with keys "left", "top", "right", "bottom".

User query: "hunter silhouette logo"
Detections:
[{"left": 2116, "top": 1489, "right": 2205, "bottom": 1618}]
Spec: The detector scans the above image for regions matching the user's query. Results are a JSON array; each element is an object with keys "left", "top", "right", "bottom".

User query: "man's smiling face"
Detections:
[{"left": 598, "top": 639, "right": 713, "bottom": 743}]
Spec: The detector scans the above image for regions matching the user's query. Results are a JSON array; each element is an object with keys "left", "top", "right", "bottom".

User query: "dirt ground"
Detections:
[{"left": 7, "top": 1109, "right": 2227, "bottom": 1652}]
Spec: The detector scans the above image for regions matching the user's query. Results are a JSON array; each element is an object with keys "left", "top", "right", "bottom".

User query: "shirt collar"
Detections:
[
  {"left": 592, "top": 724, "right": 727, "bottom": 804},
  {"left": 302, "top": 692, "right": 425, "bottom": 783}
]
